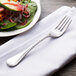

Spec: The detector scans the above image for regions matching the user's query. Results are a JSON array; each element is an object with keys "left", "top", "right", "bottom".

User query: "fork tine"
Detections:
[
  {"left": 58, "top": 17, "right": 71, "bottom": 31},
  {"left": 61, "top": 19, "right": 72, "bottom": 32},
  {"left": 55, "top": 16, "right": 68, "bottom": 29}
]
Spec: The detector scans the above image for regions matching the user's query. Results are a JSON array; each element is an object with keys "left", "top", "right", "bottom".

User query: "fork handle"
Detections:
[{"left": 6, "top": 34, "right": 50, "bottom": 67}]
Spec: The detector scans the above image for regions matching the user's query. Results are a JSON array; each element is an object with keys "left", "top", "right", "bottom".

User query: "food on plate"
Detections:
[{"left": 0, "top": 0, "right": 37, "bottom": 31}]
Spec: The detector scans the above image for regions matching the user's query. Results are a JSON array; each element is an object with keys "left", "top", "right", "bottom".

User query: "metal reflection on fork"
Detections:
[{"left": 6, "top": 15, "right": 72, "bottom": 67}]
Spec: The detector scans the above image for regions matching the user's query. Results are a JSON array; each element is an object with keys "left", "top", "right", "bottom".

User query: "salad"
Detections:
[{"left": 0, "top": 0, "right": 37, "bottom": 31}]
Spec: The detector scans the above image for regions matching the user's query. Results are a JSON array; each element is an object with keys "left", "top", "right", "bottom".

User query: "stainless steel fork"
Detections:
[{"left": 6, "top": 15, "right": 72, "bottom": 67}]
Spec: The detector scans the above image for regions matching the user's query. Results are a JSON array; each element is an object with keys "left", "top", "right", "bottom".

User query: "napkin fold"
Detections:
[{"left": 0, "top": 6, "right": 76, "bottom": 76}]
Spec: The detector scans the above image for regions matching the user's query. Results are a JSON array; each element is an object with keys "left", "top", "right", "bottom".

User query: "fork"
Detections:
[{"left": 6, "top": 15, "right": 72, "bottom": 67}]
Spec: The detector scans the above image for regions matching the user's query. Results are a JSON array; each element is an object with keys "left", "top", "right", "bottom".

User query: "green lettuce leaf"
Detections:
[{"left": 1, "top": 22, "right": 17, "bottom": 30}]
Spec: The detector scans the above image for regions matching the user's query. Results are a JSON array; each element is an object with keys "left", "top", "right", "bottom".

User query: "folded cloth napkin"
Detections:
[{"left": 0, "top": 6, "right": 76, "bottom": 76}]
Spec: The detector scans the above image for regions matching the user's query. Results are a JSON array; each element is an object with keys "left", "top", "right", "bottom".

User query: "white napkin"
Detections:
[{"left": 0, "top": 6, "right": 76, "bottom": 76}]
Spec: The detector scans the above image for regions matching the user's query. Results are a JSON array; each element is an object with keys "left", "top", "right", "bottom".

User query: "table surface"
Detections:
[{"left": 0, "top": 0, "right": 76, "bottom": 76}]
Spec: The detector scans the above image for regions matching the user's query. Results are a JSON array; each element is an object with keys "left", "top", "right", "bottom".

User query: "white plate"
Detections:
[{"left": 0, "top": 0, "right": 41, "bottom": 37}]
